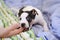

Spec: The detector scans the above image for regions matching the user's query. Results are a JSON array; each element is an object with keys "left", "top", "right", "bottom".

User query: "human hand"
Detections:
[{"left": 0, "top": 23, "right": 24, "bottom": 38}]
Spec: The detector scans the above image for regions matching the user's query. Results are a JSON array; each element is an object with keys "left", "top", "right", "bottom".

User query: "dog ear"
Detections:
[
  {"left": 18, "top": 7, "right": 25, "bottom": 17},
  {"left": 31, "top": 9, "right": 38, "bottom": 15}
]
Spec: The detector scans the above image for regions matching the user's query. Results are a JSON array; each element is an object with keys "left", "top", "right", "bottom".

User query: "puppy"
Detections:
[{"left": 17, "top": 6, "right": 49, "bottom": 31}]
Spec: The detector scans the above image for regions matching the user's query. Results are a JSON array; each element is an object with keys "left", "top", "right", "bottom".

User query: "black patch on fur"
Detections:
[
  {"left": 18, "top": 7, "right": 25, "bottom": 17},
  {"left": 25, "top": 9, "right": 37, "bottom": 23}
]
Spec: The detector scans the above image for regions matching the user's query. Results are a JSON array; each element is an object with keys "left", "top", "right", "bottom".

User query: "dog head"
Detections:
[{"left": 18, "top": 6, "right": 38, "bottom": 29}]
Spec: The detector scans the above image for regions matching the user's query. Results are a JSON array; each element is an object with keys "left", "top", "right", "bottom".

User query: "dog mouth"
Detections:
[
  {"left": 20, "top": 24, "right": 29, "bottom": 32},
  {"left": 23, "top": 27, "right": 29, "bottom": 32},
  {"left": 18, "top": 23, "right": 31, "bottom": 32},
  {"left": 21, "top": 26, "right": 32, "bottom": 32}
]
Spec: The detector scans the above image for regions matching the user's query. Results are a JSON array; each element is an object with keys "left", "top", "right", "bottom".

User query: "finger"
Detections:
[
  {"left": 11, "top": 23, "right": 20, "bottom": 29},
  {"left": 6, "top": 23, "right": 20, "bottom": 32},
  {"left": 6, "top": 27, "right": 24, "bottom": 37}
]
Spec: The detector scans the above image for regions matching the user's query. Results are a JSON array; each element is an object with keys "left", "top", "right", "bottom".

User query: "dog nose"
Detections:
[{"left": 21, "top": 23, "right": 25, "bottom": 27}]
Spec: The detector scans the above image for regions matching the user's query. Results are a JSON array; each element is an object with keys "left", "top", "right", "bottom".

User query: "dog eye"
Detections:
[
  {"left": 20, "top": 18, "right": 22, "bottom": 20},
  {"left": 26, "top": 17, "right": 32, "bottom": 22},
  {"left": 26, "top": 17, "right": 29, "bottom": 20}
]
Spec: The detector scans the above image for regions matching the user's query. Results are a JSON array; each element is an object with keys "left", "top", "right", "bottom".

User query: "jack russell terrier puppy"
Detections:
[{"left": 17, "top": 6, "right": 49, "bottom": 32}]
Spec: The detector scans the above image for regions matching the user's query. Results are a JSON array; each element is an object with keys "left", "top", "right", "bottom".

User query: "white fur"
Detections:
[
  {"left": 23, "top": 6, "right": 34, "bottom": 11},
  {"left": 19, "top": 6, "right": 49, "bottom": 31},
  {"left": 19, "top": 13, "right": 29, "bottom": 28}
]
